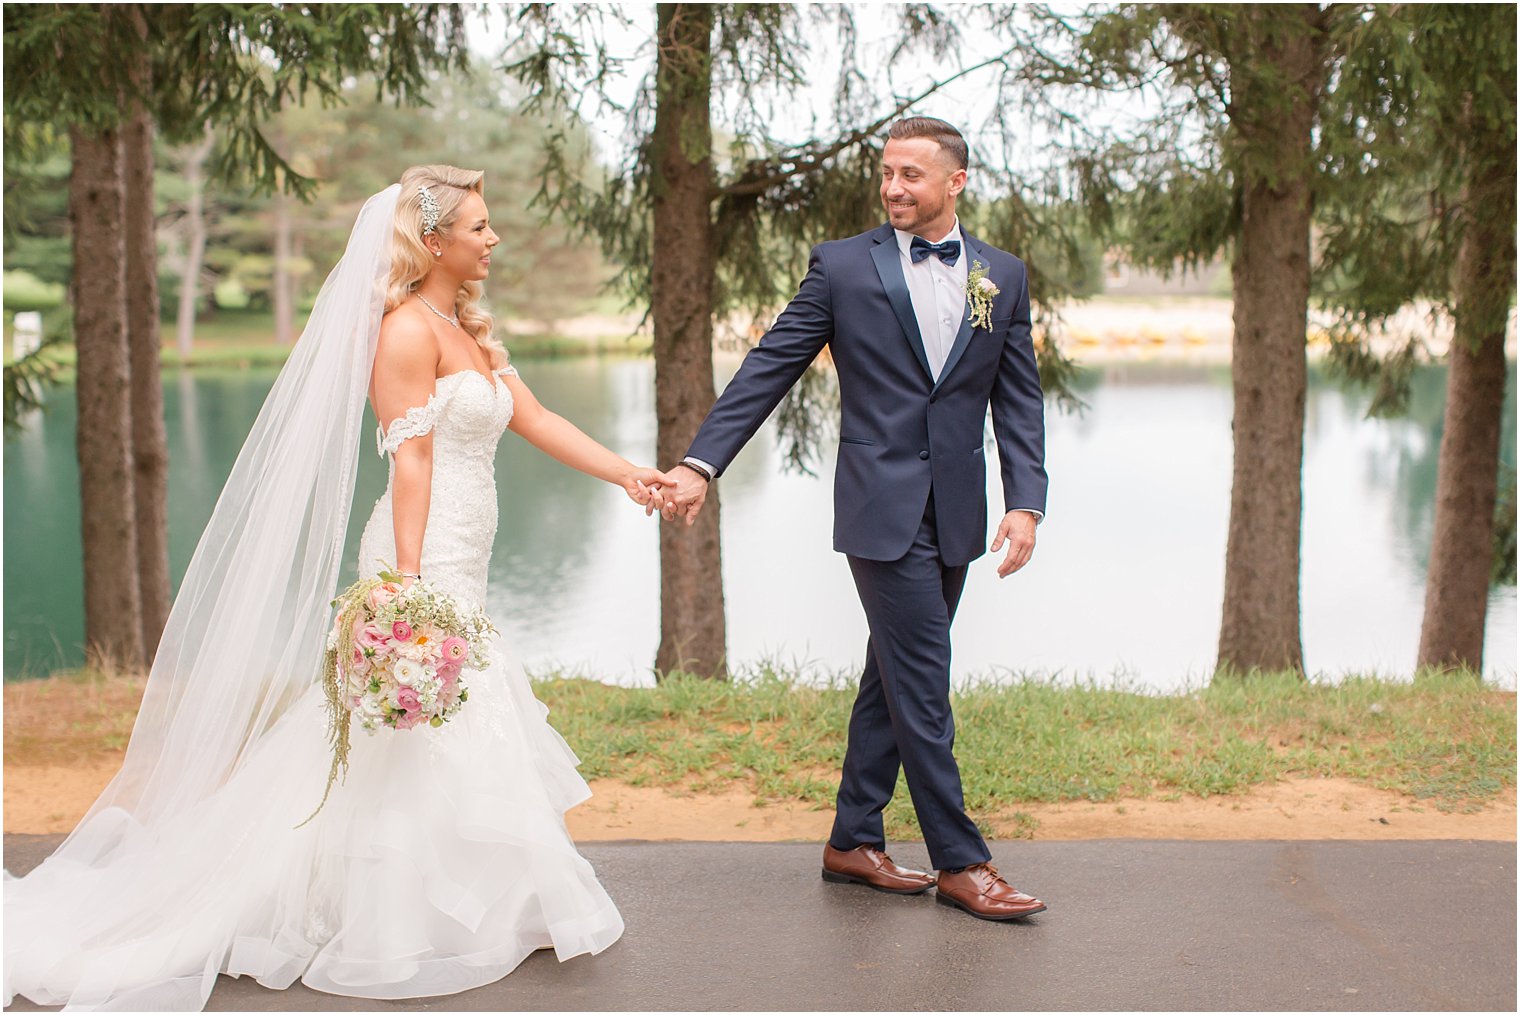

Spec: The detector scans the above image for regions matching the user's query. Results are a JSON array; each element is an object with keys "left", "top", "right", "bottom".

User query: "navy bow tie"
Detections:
[{"left": 909, "top": 235, "right": 962, "bottom": 265}]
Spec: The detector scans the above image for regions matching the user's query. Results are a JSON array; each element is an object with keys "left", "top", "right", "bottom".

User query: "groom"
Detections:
[{"left": 661, "top": 117, "right": 1047, "bottom": 921}]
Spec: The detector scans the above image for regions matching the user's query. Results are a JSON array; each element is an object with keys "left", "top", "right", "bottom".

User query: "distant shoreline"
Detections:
[{"left": 12, "top": 296, "right": 1514, "bottom": 372}]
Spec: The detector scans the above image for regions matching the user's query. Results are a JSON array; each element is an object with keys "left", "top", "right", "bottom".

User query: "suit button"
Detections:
[{"left": 919, "top": 450, "right": 930, "bottom": 460}]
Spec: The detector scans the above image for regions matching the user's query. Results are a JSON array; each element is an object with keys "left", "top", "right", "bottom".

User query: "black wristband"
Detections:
[{"left": 678, "top": 461, "right": 713, "bottom": 483}]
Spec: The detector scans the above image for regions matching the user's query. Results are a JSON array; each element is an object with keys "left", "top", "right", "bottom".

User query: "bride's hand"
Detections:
[{"left": 622, "top": 467, "right": 678, "bottom": 510}]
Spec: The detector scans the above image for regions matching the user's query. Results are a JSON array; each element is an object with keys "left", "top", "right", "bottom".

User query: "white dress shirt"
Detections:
[{"left": 894, "top": 217, "right": 969, "bottom": 381}]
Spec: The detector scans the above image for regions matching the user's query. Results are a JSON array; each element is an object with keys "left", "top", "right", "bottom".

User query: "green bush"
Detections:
[
  {"left": 3, "top": 270, "right": 65, "bottom": 312},
  {"left": 213, "top": 278, "right": 250, "bottom": 310}
]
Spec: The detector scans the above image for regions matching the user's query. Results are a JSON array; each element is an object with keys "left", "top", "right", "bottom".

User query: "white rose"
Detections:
[
  {"left": 393, "top": 658, "right": 422, "bottom": 687},
  {"left": 977, "top": 277, "right": 999, "bottom": 295},
  {"left": 358, "top": 697, "right": 385, "bottom": 730}
]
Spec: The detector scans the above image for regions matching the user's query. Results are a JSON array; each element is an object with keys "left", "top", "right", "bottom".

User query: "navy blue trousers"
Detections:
[{"left": 828, "top": 495, "right": 991, "bottom": 871}]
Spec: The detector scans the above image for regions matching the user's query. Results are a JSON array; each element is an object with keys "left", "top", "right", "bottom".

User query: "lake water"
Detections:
[{"left": 4, "top": 356, "right": 1515, "bottom": 688}]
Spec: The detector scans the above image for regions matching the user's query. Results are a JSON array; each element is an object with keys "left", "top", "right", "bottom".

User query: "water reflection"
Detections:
[{"left": 4, "top": 357, "right": 1515, "bottom": 687}]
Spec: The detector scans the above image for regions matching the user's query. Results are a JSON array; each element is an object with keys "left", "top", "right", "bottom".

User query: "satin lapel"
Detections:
[
  {"left": 932, "top": 232, "right": 985, "bottom": 392},
  {"left": 869, "top": 236, "right": 934, "bottom": 383}
]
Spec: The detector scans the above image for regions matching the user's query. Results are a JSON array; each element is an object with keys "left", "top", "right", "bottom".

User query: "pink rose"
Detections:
[
  {"left": 440, "top": 637, "right": 468, "bottom": 663},
  {"left": 367, "top": 582, "right": 401, "bottom": 609},
  {"left": 395, "top": 708, "right": 426, "bottom": 730},
  {"left": 355, "top": 623, "right": 388, "bottom": 651},
  {"left": 391, "top": 620, "right": 413, "bottom": 642},
  {"left": 396, "top": 687, "right": 421, "bottom": 713}
]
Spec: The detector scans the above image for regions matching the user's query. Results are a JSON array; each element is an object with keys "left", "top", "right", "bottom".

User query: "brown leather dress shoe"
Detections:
[
  {"left": 821, "top": 844, "right": 936, "bottom": 895},
  {"left": 935, "top": 863, "right": 1047, "bottom": 920}
]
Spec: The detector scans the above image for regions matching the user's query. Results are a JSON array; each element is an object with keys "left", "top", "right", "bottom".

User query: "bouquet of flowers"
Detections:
[{"left": 302, "top": 566, "right": 495, "bottom": 823}]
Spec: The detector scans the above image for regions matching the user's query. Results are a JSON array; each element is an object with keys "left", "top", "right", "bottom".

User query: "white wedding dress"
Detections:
[{"left": 4, "top": 363, "right": 624, "bottom": 1010}]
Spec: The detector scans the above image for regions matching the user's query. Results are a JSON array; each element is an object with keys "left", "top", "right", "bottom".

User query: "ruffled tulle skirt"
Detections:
[{"left": 3, "top": 639, "right": 624, "bottom": 1011}]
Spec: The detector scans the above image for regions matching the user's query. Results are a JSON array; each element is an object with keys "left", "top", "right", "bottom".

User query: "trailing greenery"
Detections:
[{"left": 535, "top": 665, "right": 1516, "bottom": 840}]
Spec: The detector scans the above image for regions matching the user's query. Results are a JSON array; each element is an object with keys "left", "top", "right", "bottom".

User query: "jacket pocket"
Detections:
[{"left": 839, "top": 436, "right": 878, "bottom": 446}]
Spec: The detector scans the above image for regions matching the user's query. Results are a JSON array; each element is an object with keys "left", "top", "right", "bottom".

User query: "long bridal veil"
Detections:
[{"left": 4, "top": 184, "right": 400, "bottom": 1008}]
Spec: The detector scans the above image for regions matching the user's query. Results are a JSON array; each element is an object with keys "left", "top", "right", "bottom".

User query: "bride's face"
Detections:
[{"left": 431, "top": 191, "right": 500, "bottom": 282}]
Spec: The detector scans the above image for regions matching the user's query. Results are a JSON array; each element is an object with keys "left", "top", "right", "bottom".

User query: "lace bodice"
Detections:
[{"left": 357, "top": 366, "right": 517, "bottom": 608}]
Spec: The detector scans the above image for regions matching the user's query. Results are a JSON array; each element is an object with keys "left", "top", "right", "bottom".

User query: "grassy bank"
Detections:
[
  {"left": 536, "top": 669, "right": 1515, "bottom": 839},
  {"left": 8, "top": 667, "right": 1513, "bottom": 841},
  {"left": 4, "top": 313, "right": 651, "bottom": 373}
]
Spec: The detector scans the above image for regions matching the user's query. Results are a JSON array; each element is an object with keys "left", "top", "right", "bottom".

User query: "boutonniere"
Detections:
[{"left": 965, "top": 260, "right": 1000, "bottom": 330}]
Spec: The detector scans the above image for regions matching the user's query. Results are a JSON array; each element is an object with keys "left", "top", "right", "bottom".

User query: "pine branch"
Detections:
[{"left": 716, "top": 52, "right": 1013, "bottom": 200}]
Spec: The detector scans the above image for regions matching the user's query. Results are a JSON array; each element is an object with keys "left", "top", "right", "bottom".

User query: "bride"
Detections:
[{"left": 4, "top": 167, "right": 668, "bottom": 1010}]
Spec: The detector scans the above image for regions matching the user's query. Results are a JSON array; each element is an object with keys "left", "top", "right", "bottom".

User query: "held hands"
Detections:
[
  {"left": 619, "top": 461, "right": 706, "bottom": 524},
  {"left": 991, "top": 510, "right": 1038, "bottom": 578},
  {"left": 622, "top": 466, "right": 683, "bottom": 510},
  {"left": 644, "top": 464, "right": 708, "bottom": 526}
]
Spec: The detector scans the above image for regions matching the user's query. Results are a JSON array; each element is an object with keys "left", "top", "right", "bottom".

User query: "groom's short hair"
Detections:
[{"left": 887, "top": 117, "right": 969, "bottom": 171}]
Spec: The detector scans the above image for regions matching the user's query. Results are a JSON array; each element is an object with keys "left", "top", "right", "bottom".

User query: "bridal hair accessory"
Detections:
[
  {"left": 302, "top": 564, "right": 496, "bottom": 824},
  {"left": 418, "top": 184, "right": 441, "bottom": 236},
  {"left": 964, "top": 260, "right": 1000, "bottom": 330}
]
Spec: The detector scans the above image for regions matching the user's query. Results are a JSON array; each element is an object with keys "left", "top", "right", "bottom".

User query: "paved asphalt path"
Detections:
[{"left": 4, "top": 835, "right": 1514, "bottom": 1011}]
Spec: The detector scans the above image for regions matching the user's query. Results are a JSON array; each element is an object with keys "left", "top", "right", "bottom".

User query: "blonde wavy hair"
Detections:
[{"left": 386, "top": 165, "right": 505, "bottom": 366}]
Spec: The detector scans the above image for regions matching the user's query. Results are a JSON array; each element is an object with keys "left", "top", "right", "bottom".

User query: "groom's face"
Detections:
[{"left": 880, "top": 138, "right": 967, "bottom": 237}]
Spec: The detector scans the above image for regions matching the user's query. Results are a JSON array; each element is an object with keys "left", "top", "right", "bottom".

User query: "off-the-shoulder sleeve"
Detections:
[{"left": 376, "top": 394, "right": 443, "bottom": 457}]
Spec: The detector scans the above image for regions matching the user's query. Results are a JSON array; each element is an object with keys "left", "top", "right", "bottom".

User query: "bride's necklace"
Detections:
[{"left": 417, "top": 293, "right": 460, "bottom": 329}]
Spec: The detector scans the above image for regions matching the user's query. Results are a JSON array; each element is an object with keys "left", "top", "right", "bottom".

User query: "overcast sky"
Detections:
[{"left": 470, "top": 3, "right": 1105, "bottom": 190}]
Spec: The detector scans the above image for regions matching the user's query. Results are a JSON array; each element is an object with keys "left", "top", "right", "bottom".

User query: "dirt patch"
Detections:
[
  {"left": 6, "top": 759, "right": 1513, "bottom": 841},
  {"left": 983, "top": 777, "right": 1516, "bottom": 841},
  {"left": 3, "top": 671, "right": 146, "bottom": 767},
  {"left": 5, "top": 759, "right": 125, "bottom": 833}
]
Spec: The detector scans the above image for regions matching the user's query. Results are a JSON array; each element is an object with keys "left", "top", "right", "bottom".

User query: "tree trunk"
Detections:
[
  {"left": 1215, "top": 6, "right": 1325, "bottom": 677},
  {"left": 272, "top": 188, "right": 295, "bottom": 345},
  {"left": 1416, "top": 87, "right": 1517, "bottom": 673},
  {"left": 124, "top": 4, "right": 171, "bottom": 663},
  {"left": 651, "top": 2, "right": 727, "bottom": 679},
  {"left": 175, "top": 126, "right": 214, "bottom": 359},
  {"left": 70, "top": 124, "right": 145, "bottom": 669}
]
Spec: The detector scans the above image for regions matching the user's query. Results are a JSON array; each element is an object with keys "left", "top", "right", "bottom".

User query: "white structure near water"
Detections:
[{"left": 11, "top": 311, "right": 42, "bottom": 358}]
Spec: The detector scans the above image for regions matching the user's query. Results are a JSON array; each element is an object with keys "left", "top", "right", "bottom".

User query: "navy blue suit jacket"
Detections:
[{"left": 686, "top": 222, "right": 1047, "bottom": 566}]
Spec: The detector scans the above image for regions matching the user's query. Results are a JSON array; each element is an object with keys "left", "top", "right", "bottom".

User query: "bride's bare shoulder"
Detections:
[{"left": 376, "top": 304, "right": 438, "bottom": 371}]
